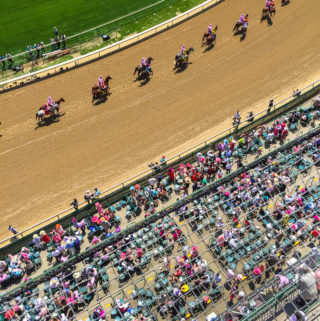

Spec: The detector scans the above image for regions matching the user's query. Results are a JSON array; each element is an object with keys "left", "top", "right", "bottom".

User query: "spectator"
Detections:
[
  {"left": 56, "top": 35, "right": 61, "bottom": 49},
  {"left": 40, "top": 230, "right": 51, "bottom": 244},
  {"left": 53, "top": 26, "right": 59, "bottom": 37},
  {"left": 40, "top": 41, "right": 45, "bottom": 55},
  {"left": 247, "top": 111, "right": 254, "bottom": 121},
  {"left": 84, "top": 190, "right": 92, "bottom": 203},
  {"left": 8, "top": 225, "right": 18, "bottom": 236},
  {"left": 26, "top": 45, "right": 35, "bottom": 61},
  {"left": 267, "top": 99, "right": 274, "bottom": 113},
  {"left": 293, "top": 89, "right": 301, "bottom": 98},
  {"left": 6, "top": 53, "right": 13, "bottom": 68},
  {"left": 94, "top": 187, "right": 101, "bottom": 198},
  {"left": 160, "top": 155, "right": 167, "bottom": 166},
  {"left": 70, "top": 198, "right": 79, "bottom": 210},
  {"left": 289, "top": 310, "right": 307, "bottom": 321},
  {"left": 61, "top": 33, "right": 67, "bottom": 49},
  {"left": 297, "top": 263, "right": 317, "bottom": 304},
  {"left": 35, "top": 43, "right": 40, "bottom": 59}
]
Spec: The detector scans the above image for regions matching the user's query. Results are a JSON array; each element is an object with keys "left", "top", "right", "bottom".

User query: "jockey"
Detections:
[
  {"left": 98, "top": 76, "right": 106, "bottom": 90},
  {"left": 265, "top": 0, "right": 272, "bottom": 9},
  {"left": 239, "top": 13, "right": 245, "bottom": 24},
  {"left": 269, "top": 0, "right": 275, "bottom": 9},
  {"left": 47, "top": 96, "right": 53, "bottom": 106},
  {"left": 244, "top": 14, "right": 248, "bottom": 23},
  {"left": 208, "top": 24, "right": 216, "bottom": 38},
  {"left": 180, "top": 45, "right": 188, "bottom": 62},
  {"left": 141, "top": 57, "right": 151, "bottom": 73},
  {"left": 45, "top": 97, "right": 54, "bottom": 112}
]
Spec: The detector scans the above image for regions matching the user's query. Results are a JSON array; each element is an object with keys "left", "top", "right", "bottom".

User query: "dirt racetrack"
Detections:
[{"left": 0, "top": 0, "right": 320, "bottom": 239}]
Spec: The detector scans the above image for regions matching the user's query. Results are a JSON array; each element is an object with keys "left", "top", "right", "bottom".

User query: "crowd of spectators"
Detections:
[
  {"left": 1, "top": 26, "right": 67, "bottom": 71},
  {"left": 0, "top": 98, "right": 319, "bottom": 320}
]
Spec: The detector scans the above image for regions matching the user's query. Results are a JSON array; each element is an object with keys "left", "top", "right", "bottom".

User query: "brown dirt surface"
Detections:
[{"left": 1, "top": 0, "right": 320, "bottom": 240}]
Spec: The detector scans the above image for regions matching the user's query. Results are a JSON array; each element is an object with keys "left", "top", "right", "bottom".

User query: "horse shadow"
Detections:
[
  {"left": 203, "top": 44, "right": 215, "bottom": 53},
  {"left": 261, "top": 15, "right": 273, "bottom": 25},
  {"left": 174, "top": 62, "right": 192, "bottom": 74},
  {"left": 93, "top": 96, "right": 108, "bottom": 106},
  {"left": 240, "top": 32, "right": 247, "bottom": 41},
  {"left": 281, "top": 0, "right": 290, "bottom": 6},
  {"left": 139, "top": 77, "right": 151, "bottom": 87},
  {"left": 34, "top": 113, "right": 65, "bottom": 130}
]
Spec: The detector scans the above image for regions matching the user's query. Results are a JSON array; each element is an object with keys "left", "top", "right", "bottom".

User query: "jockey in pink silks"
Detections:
[
  {"left": 98, "top": 76, "right": 106, "bottom": 90},
  {"left": 45, "top": 97, "right": 53, "bottom": 112},
  {"left": 239, "top": 14, "right": 245, "bottom": 24},
  {"left": 141, "top": 57, "right": 151, "bottom": 72},
  {"left": 265, "top": 0, "right": 272, "bottom": 9},
  {"left": 180, "top": 45, "right": 188, "bottom": 63},
  {"left": 208, "top": 24, "right": 213, "bottom": 33}
]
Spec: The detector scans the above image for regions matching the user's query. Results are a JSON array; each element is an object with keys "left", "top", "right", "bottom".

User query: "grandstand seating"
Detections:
[{"left": 0, "top": 96, "right": 320, "bottom": 321}]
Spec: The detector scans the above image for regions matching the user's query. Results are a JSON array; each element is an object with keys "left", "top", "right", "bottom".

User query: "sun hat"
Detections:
[{"left": 254, "top": 267, "right": 261, "bottom": 275}]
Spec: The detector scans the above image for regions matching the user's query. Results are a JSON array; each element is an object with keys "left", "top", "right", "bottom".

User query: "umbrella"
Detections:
[
  {"left": 134, "top": 184, "right": 140, "bottom": 190},
  {"left": 254, "top": 267, "right": 261, "bottom": 275}
]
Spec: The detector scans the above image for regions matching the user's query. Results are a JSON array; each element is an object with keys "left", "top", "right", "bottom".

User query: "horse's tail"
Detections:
[
  {"left": 134, "top": 67, "right": 137, "bottom": 75},
  {"left": 35, "top": 112, "right": 38, "bottom": 120}
]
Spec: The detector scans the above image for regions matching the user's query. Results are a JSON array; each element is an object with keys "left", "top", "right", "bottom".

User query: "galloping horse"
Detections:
[
  {"left": 92, "top": 76, "right": 112, "bottom": 102},
  {"left": 139, "top": 68, "right": 153, "bottom": 81},
  {"left": 134, "top": 57, "right": 153, "bottom": 78},
  {"left": 202, "top": 26, "right": 218, "bottom": 47},
  {"left": 174, "top": 47, "right": 194, "bottom": 70},
  {"left": 262, "top": 4, "right": 276, "bottom": 21},
  {"left": 36, "top": 97, "right": 65, "bottom": 121}
]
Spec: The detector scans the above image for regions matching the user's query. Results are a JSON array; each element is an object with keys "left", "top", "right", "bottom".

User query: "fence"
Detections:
[
  {"left": 0, "top": 76, "right": 319, "bottom": 255},
  {"left": 0, "top": 0, "right": 224, "bottom": 86}
]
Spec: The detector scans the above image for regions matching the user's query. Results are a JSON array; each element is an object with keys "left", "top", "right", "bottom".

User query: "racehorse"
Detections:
[
  {"left": 233, "top": 15, "right": 248, "bottom": 33},
  {"left": 202, "top": 26, "right": 218, "bottom": 47},
  {"left": 139, "top": 68, "right": 153, "bottom": 81},
  {"left": 261, "top": 5, "right": 276, "bottom": 21},
  {"left": 174, "top": 47, "right": 194, "bottom": 70},
  {"left": 92, "top": 76, "right": 112, "bottom": 103},
  {"left": 134, "top": 57, "right": 153, "bottom": 78},
  {"left": 36, "top": 97, "right": 65, "bottom": 121},
  {"left": 281, "top": 0, "right": 289, "bottom": 6}
]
